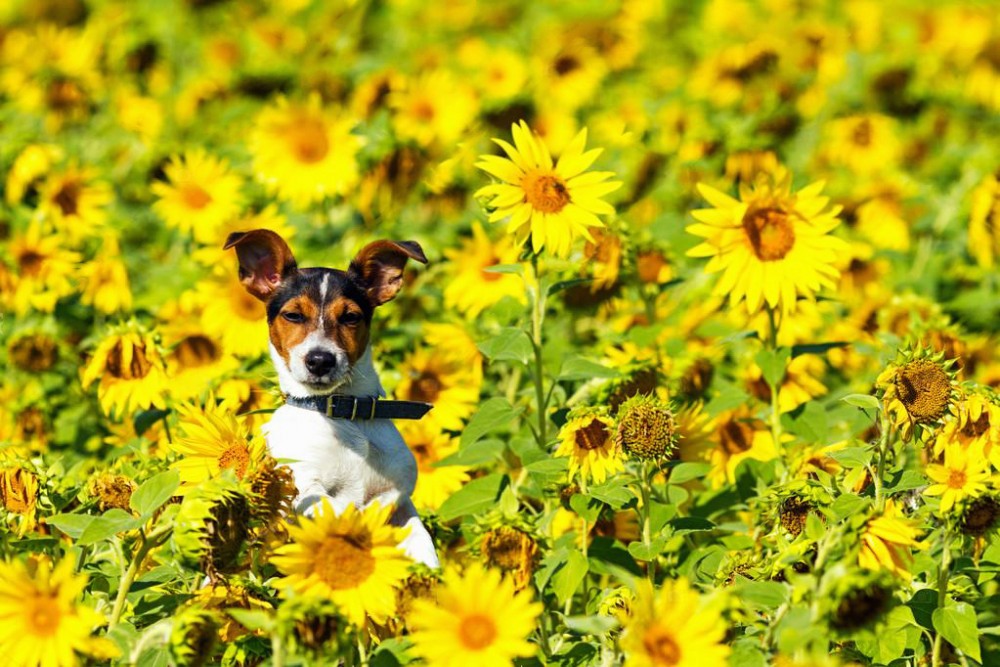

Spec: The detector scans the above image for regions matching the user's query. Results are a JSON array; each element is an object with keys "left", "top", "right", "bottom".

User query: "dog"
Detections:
[{"left": 224, "top": 228, "right": 439, "bottom": 568}]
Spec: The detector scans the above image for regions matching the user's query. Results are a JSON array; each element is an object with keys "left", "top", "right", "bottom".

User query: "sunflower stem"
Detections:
[
  {"left": 874, "top": 407, "right": 890, "bottom": 513},
  {"left": 109, "top": 530, "right": 153, "bottom": 627},
  {"left": 529, "top": 254, "right": 549, "bottom": 448},
  {"left": 638, "top": 462, "right": 655, "bottom": 582},
  {"left": 271, "top": 632, "right": 285, "bottom": 667},
  {"left": 765, "top": 306, "right": 784, "bottom": 464},
  {"left": 932, "top": 533, "right": 952, "bottom": 667}
]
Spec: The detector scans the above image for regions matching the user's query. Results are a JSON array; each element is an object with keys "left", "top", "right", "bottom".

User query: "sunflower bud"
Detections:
[
  {"left": 615, "top": 395, "right": 677, "bottom": 461},
  {"left": 246, "top": 456, "right": 297, "bottom": 526},
  {"left": 277, "top": 598, "right": 350, "bottom": 659},
  {"left": 172, "top": 476, "right": 251, "bottom": 576},
  {"left": 778, "top": 496, "right": 814, "bottom": 537},
  {"left": 170, "top": 607, "right": 220, "bottom": 667}
]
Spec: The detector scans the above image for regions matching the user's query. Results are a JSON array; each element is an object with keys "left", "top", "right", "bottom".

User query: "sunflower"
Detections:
[
  {"left": 4, "top": 222, "right": 80, "bottom": 315},
  {"left": 615, "top": 394, "right": 678, "bottom": 461},
  {"left": 250, "top": 94, "right": 362, "bottom": 207},
  {"left": 687, "top": 166, "right": 847, "bottom": 316},
  {"left": 620, "top": 578, "right": 730, "bottom": 667},
  {"left": 443, "top": 222, "right": 527, "bottom": 318},
  {"left": 530, "top": 33, "right": 607, "bottom": 111},
  {"left": 407, "top": 563, "right": 542, "bottom": 667},
  {"left": 858, "top": 499, "right": 924, "bottom": 580},
  {"left": 390, "top": 71, "right": 478, "bottom": 148},
  {"left": 0, "top": 557, "right": 102, "bottom": 667},
  {"left": 80, "top": 326, "right": 168, "bottom": 418},
  {"left": 968, "top": 172, "right": 1000, "bottom": 270},
  {"left": 162, "top": 321, "right": 239, "bottom": 401},
  {"left": 924, "top": 444, "right": 992, "bottom": 514},
  {"left": 78, "top": 234, "right": 132, "bottom": 314},
  {"left": 216, "top": 378, "right": 278, "bottom": 432},
  {"left": 744, "top": 354, "right": 827, "bottom": 413},
  {"left": 822, "top": 114, "right": 901, "bottom": 174},
  {"left": 270, "top": 500, "right": 412, "bottom": 626},
  {"left": 556, "top": 408, "right": 623, "bottom": 485},
  {"left": 37, "top": 166, "right": 112, "bottom": 245},
  {"left": 0, "top": 466, "right": 39, "bottom": 535},
  {"left": 4, "top": 143, "right": 62, "bottom": 205},
  {"left": 151, "top": 149, "right": 243, "bottom": 244},
  {"left": 876, "top": 346, "right": 958, "bottom": 442},
  {"left": 936, "top": 393, "right": 1000, "bottom": 470},
  {"left": 197, "top": 274, "right": 268, "bottom": 358},
  {"left": 460, "top": 41, "right": 528, "bottom": 105},
  {"left": 476, "top": 121, "right": 622, "bottom": 258},
  {"left": 706, "top": 410, "right": 779, "bottom": 487},
  {"left": 191, "top": 205, "right": 295, "bottom": 272},
  {"left": 397, "top": 421, "right": 470, "bottom": 511},
  {"left": 394, "top": 348, "right": 481, "bottom": 432},
  {"left": 169, "top": 401, "right": 268, "bottom": 492}
]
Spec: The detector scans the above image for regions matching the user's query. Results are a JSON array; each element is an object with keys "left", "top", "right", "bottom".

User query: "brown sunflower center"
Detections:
[
  {"left": 17, "top": 250, "right": 46, "bottom": 277},
  {"left": 742, "top": 206, "right": 796, "bottom": 261},
  {"left": 218, "top": 444, "right": 250, "bottom": 480},
  {"left": 719, "top": 419, "right": 754, "bottom": 455},
  {"left": 480, "top": 256, "right": 504, "bottom": 282},
  {"left": 0, "top": 470, "right": 35, "bottom": 514},
  {"left": 458, "top": 613, "right": 498, "bottom": 650},
  {"left": 553, "top": 55, "right": 581, "bottom": 76},
  {"left": 27, "top": 596, "right": 61, "bottom": 636},
  {"left": 231, "top": 284, "right": 265, "bottom": 321},
  {"left": 896, "top": 360, "right": 951, "bottom": 424},
  {"left": 522, "top": 171, "right": 571, "bottom": 214},
  {"left": 947, "top": 469, "right": 968, "bottom": 490},
  {"left": 961, "top": 497, "right": 1000, "bottom": 535},
  {"left": 288, "top": 118, "right": 330, "bottom": 164},
  {"left": 575, "top": 418, "right": 609, "bottom": 451},
  {"left": 174, "top": 335, "right": 222, "bottom": 368},
  {"left": 313, "top": 535, "right": 375, "bottom": 589},
  {"left": 852, "top": 119, "right": 873, "bottom": 147},
  {"left": 643, "top": 624, "right": 682, "bottom": 665},
  {"left": 9, "top": 335, "right": 58, "bottom": 372},
  {"left": 412, "top": 100, "right": 435, "bottom": 122},
  {"left": 53, "top": 180, "right": 82, "bottom": 216},
  {"left": 106, "top": 340, "right": 154, "bottom": 380},
  {"left": 181, "top": 184, "right": 213, "bottom": 210},
  {"left": 409, "top": 372, "right": 442, "bottom": 403}
]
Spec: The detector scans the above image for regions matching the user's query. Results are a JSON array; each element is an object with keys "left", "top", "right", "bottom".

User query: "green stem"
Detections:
[
  {"left": 271, "top": 633, "right": 285, "bottom": 667},
  {"left": 109, "top": 530, "right": 154, "bottom": 627},
  {"left": 932, "top": 534, "right": 952, "bottom": 667},
  {"left": 529, "top": 255, "right": 549, "bottom": 448},
  {"left": 637, "top": 463, "right": 655, "bottom": 582},
  {"left": 874, "top": 409, "right": 890, "bottom": 512},
  {"left": 765, "top": 307, "right": 784, "bottom": 461}
]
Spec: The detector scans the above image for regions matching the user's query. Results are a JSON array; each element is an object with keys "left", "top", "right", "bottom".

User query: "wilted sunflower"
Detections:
[
  {"left": 687, "top": 166, "right": 847, "bottom": 316},
  {"left": 479, "top": 525, "right": 538, "bottom": 592},
  {"left": 0, "top": 557, "right": 102, "bottom": 667},
  {"left": 1, "top": 465, "right": 39, "bottom": 534},
  {"left": 620, "top": 578, "right": 730, "bottom": 667},
  {"left": 615, "top": 394, "right": 678, "bottom": 461},
  {"left": 270, "top": 500, "right": 412, "bottom": 626},
  {"left": 858, "top": 499, "right": 924, "bottom": 580},
  {"left": 555, "top": 408, "right": 623, "bottom": 484},
  {"left": 151, "top": 149, "right": 243, "bottom": 244},
  {"left": 476, "top": 121, "right": 622, "bottom": 258},
  {"left": 924, "top": 443, "right": 991, "bottom": 514},
  {"left": 87, "top": 473, "right": 136, "bottom": 512},
  {"left": 80, "top": 326, "right": 168, "bottom": 418},
  {"left": 250, "top": 94, "right": 362, "bottom": 207},
  {"left": 876, "top": 346, "right": 958, "bottom": 441},
  {"left": 169, "top": 401, "right": 267, "bottom": 491},
  {"left": 408, "top": 563, "right": 542, "bottom": 667},
  {"left": 169, "top": 606, "right": 221, "bottom": 667}
]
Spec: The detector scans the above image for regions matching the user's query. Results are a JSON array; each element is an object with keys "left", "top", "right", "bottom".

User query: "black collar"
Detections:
[{"left": 284, "top": 394, "right": 432, "bottom": 421}]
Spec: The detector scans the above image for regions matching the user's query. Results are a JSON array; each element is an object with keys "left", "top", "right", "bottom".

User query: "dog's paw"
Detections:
[{"left": 399, "top": 517, "right": 440, "bottom": 569}]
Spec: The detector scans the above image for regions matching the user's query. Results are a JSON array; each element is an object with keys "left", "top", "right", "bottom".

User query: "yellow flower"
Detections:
[
  {"left": 925, "top": 444, "right": 992, "bottom": 514},
  {"left": 4, "top": 222, "right": 80, "bottom": 315},
  {"left": 151, "top": 149, "right": 243, "bottom": 244},
  {"left": 408, "top": 563, "right": 542, "bottom": 667},
  {"left": 936, "top": 393, "right": 1000, "bottom": 470},
  {"left": 37, "top": 166, "right": 112, "bottom": 246},
  {"left": 443, "top": 222, "right": 527, "bottom": 318},
  {"left": 390, "top": 71, "right": 478, "bottom": 148},
  {"left": 706, "top": 411, "right": 779, "bottom": 487},
  {"left": 822, "top": 114, "right": 901, "bottom": 174},
  {"left": 81, "top": 327, "right": 168, "bottom": 418},
  {"left": 968, "top": 172, "right": 1000, "bottom": 270},
  {"left": 270, "top": 500, "right": 412, "bottom": 626},
  {"left": 876, "top": 347, "right": 957, "bottom": 442},
  {"left": 78, "top": 235, "right": 132, "bottom": 314},
  {"left": 1, "top": 466, "right": 39, "bottom": 535},
  {"left": 476, "top": 121, "right": 622, "bottom": 258},
  {"left": 745, "top": 355, "right": 827, "bottom": 414},
  {"left": 250, "top": 94, "right": 362, "bottom": 207},
  {"left": 620, "top": 578, "right": 730, "bottom": 667},
  {"left": 687, "top": 166, "right": 847, "bottom": 316},
  {"left": 394, "top": 348, "right": 481, "bottom": 432},
  {"left": 0, "top": 556, "right": 102, "bottom": 667},
  {"left": 397, "top": 421, "right": 470, "bottom": 511},
  {"left": 459, "top": 41, "right": 528, "bottom": 105},
  {"left": 197, "top": 274, "right": 268, "bottom": 358},
  {"left": 530, "top": 34, "right": 607, "bottom": 111},
  {"left": 215, "top": 378, "right": 278, "bottom": 432},
  {"left": 4, "top": 144, "right": 62, "bottom": 205},
  {"left": 169, "top": 401, "right": 267, "bottom": 492},
  {"left": 858, "top": 500, "right": 924, "bottom": 579},
  {"left": 162, "top": 318, "right": 239, "bottom": 401},
  {"left": 555, "top": 410, "right": 623, "bottom": 484}
]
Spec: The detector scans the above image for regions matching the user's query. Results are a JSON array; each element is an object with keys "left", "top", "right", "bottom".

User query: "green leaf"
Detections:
[
  {"left": 558, "top": 356, "right": 618, "bottom": 381},
  {"left": 670, "top": 516, "right": 716, "bottom": 533},
  {"left": 755, "top": 347, "right": 791, "bottom": 388},
  {"left": 587, "top": 479, "right": 634, "bottom": 509},
  {"left": 133, "top": 408, "right": 170, "bottom": 438},
  {"left": 460, "top": 398, "right": 521, "bottom": 447},
  {"left": 45, "top": 514, "right": 96, "bottom": 539},
  {"left": 830, "top": 493, "right": 871, "bottom": 520},
  {"left": 130, "top": 470, "right": 180, "bottom": 518},
  {"left": 790, "top": 341, "right": 848, "bottom": 358},
  {"left": 569, "top": 494, "right": 602, "bottom": 522},
  {"left": 478, "top": 327, "right": 533, "bottom": 365},
  {"left": 548, "top": 277, "right": 593, "bottom": 295},
  {"left": 789, "top": 401, "right": 828, "bottom": 443},
  {"left": 841, "top": 394, "right": 880, "bottom": 411},
  {"left": 78, "top": 509, "right": 144, "bottom": 546},
  {"left": 668, "top": 462, "right": 710, "bottom": 484},
  {"left": 734, "top": 581, "right": 789, "bottom": 610},
  {"left": 434, "top": 438, "right": 505, "bottom": 467},
  {"left": 563, "top": 614, "right": 617, "bottom": 635},
  {"left": 551, "top": 551, "right": 589, "bottom": 604},
  {"left": 628, "top": 539, "right": 668, "bottom": 561},
  {"left": 932, "top": 602, "right": 982, "bottom": 662},
  {"left": 826, "top": 446, "right": 874, "bottom": 469},
  {"left": 226, "top": 609, "right": 274, "bottom": 632},
  {"left": 482, "top": 263, "right": 523, "bottom": 276},
  {"left": 437, "top": 474, "right": 508, "bottom": 522},
  {"left": 805, "top": 513, "right": 825, "bottom": 541}
]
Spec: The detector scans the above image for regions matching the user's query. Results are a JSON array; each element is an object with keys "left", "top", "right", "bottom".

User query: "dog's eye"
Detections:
[
  {"left": 282, "top": 311, "right": 306, "bottom": 323},
  {"left": 340, "top": 311, "right": 363, "bottom": 325}
]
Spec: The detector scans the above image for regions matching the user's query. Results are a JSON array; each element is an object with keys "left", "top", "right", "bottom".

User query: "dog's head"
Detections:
[{"left": 224, "top": 229, "right": 427, "bottom": 397}]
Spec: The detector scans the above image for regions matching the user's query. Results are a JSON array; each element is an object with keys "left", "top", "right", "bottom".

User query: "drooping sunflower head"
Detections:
[
  {"left": 479, "top": 525, "right": 539, "bottom": 592},
  {"left": 614, "top": 394, "right": 678, "bottom": 461},
  {"left": 825, "top": 568, "right": 895, "bottom": 633},
  {"left": 87, "top": 473, "right": 136, "bottom": 512},
  {"left": 7, "top": 330, "right": 59, "bottom": 372},
  {"left": 876, "top": 345, "right": 958, "bottom": 441},
  {"left": 959, "top": 494, "right": 1000, "bottom": 538},
  {"left": 555, "top": 407, "right": 623, "bottom": 484},
  {"left": 246, "top": 455, "right": 297, "bottom": 527},
  {"left": 169, "top": 606, "right": 221, "bottom": 667},
  {"left": 277, "top": 597, "right": 351, "bottom": 660},
  {"left": 1, "top": 465, "right": 39, "bottom": 534},
  {"left": 172, "top": 475, "right": 253, "bottom": 577}
]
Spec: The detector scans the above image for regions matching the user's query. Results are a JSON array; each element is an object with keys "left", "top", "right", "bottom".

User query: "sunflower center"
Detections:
[
  {"left": 175, "top": 335, "right": 222, "bottom": 368},
  {"left": 480, "top": 256, "right": 503, "bottom": 282},
  {"left": 642, "top": 624, "right": 682, "bottom": 665},
  {"left": 522, "top": 171, "right": 571, "bottom": 214},
  {"left": 719, "top": 420, "right": 754, "bottom": 455},
  {"left": 412, "top": 100, "right": 436, "bottom": 122},
  {"left": 947, "top": 469, "right": 968, "bottom": 490},
  {"left": 27, "top": 596, "right": 61, "bottom": 636},
  {"left": 106, "top": 340, "right": 154, "bottom": 380},
  {"left": 409, "top": 372, "right": 443, "bottom": 403},
  {"left": 961, "top": 411, "right": 991, "bottom": 438},
  {"left": 288, "top": 118, "right": 330, "bottom": 164},
  {"left": 9, "top": 335, "right": 58, "bottom": 372},
  {"left": 53, "top": 180, "right": 82, "bottom": 216},
  {"left": 218, "top": 444, "right": 250, "bottom": 479},
  {"left": 231, "top": 284, "right": 265, "bottom": 321},
  {"left": 458, "top": 613, "right": 498, "bottom": 650},
  {"left": 313, "top": 535, "right": 375, "bottom": 589},
  {"left": 742, "top": 206, "right": 796, "bottom": 261},
  {"left": 896, "top": 360, "right": 951, "bottom": 423},
  {"left": 553, "top": 55, "right": 581, "bottom": 76},
  {"left": 181, "top": 184, "right": 213, "bottom": 210},
  {"left": 575, "top": 418, "right": 609, "bottom": 451},
  {"left": 17, "top": 250, "right": 46, "bottom": 277},
  {"left": 852, "top": 119, "right": 873, "bottom": 147}
]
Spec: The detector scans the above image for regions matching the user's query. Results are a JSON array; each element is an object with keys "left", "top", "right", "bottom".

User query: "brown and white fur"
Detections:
[{"left": 225, "top": 229, "right": 439, "bottom": 567}]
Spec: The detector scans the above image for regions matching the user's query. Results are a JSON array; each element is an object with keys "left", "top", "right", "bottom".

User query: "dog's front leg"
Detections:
[{"left": 384, "top": 495, "right": 439, "bottom": 569}]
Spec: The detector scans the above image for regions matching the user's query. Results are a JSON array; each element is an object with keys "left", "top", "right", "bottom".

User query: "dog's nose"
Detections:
[{"left": 304, "top": 349, "right": 337, "bottom": 376}]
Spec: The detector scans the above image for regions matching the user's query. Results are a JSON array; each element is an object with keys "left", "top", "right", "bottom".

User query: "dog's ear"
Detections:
[
  {"left": 223, "top": 229, "right": 298, "bottom": 301},
  {"left": 347, "top": 240, "right": 427, "bottom": 306}
]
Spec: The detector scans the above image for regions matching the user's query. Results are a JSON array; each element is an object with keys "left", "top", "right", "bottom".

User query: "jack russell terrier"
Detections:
[{"left": 224, "top": 228, "right": 439, "bottom": 568}]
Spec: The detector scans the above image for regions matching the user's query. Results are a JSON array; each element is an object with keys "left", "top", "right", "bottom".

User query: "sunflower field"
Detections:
[{"left": 3, "top": 0, "right": 1000, "bottom": 665}]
